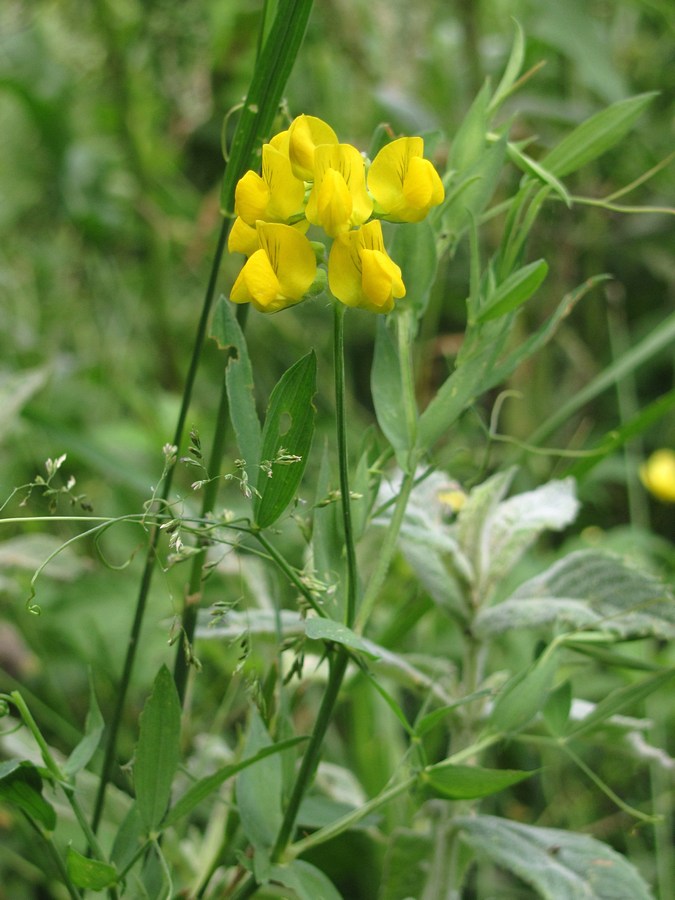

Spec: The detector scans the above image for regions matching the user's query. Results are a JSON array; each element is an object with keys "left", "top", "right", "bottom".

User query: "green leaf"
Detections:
[
  {"left": 220, "top": 0, "right": 314, "bottom": 214},
  {"left": 477, "top": 477, "right": 579, "bottom": 595},
  {"left": 268, "top": 859, "right": 342, "bottom": 900},
  {"left": 488, "top": 20, "right": 526, "bottom": 114},
  {"left": 380, "top": 828, "right": 434, "bottom": 900},
  {"left": 566, "top": 388, "right": 675, "bottom": 479},
  {"left": 66, "top": 846, "right": 118, "bottom": 890},
  {"left": 418, "top": 316, "right": 511, "bottom": 450},
  {"left": 456, "top": 814, "right": 655, "bottom": 899},
  {"left": 0, "top": 759, "right": 56, "bottom": 830},
  {"left": 414, "top": 690, "right": 493, "bottom": 737},
  {"left": 423, "top": 763, "right": 534, "bottom": 800},
  {"left": 489, "top": 647, "right": 559, "bottom": 735},
  {"left": 134, "top": 665, "right": 182, "bottom": 832},
  {"left": 475, "top": 551, "right": 675, "bottom": 640},
  {"left": 371, "top": 318, "right": 410, "bottom": 460},
  {"left": 254, "top": 351, "right": 317, "bottom": 528},
  {"left": 541, "top": 92, "right": 657, "bottom": 178},
  {"left": 476, "top": 259, "right": 548, "bottom": 323},
  {"left": 236, "top": 708, "right": 283, "bottom": 853},
  {"left": 506, "top": 143, "right": 572, "bottom": 206},
  {"left": 442, "top": 135, "right": 507, "bottom": 243},
  {"left": 566, "top": 669, "right": 675, "bottom": 740},
  {"left": 305, "top": 617, "right": 380, "bottom": 660},
  {"left": 64, "top": 673, "right": 104, "bottom": 779},
  {"left": 388, "top": 219, "right": 438, "bottom": 319},
  {"left": 162, "top": 737, "right": 306, "bottom": 829},
  {"left": 456, "top": 468, "right": 516, "bottom": 584},
  {"left": 529, "top": 308, "right": 675, "bottom": 446},
  {"left": 211, "top": 296, "right": 262, "bottom": 489},
  {"left": 484, "top": 275, "right": 610, "bottom": 391},
  {"left": 543, "top": 681, "right": 572, "bottom": 737},
  {"left": 450, "top": 81, "right": 491, "bottom": 172}
]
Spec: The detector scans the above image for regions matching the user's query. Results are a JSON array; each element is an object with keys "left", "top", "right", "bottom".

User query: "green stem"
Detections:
[
  {"left": 333, "top": 302, "right": 358, "bottom": 628},
  {"left": 91, "top": 216, "right": 230, "bottom": 834},
  {"left": 252, "top": 530, "right": 326, "bottom": 617},
  {"left": 354, "top": 467, "right": 415, "bottom": 633},
  {"left": 9, "top": 693, "right": 118, "bottom": 897},
  {"left": 174, "top": 357, "right": 238, "bottom": 704},
  {"left": 289, "top": 772, "right": 417, "bottom": 859},
  {"left": 230, "top": 302, "right": 359, "bottom": 897}
]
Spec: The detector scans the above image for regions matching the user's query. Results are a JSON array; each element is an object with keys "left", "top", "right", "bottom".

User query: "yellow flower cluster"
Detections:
[
  {"left": 228, "top": 115, "right": 444, "bottom": 314},
  {"left": 640, "top": 449, "right": 675, "bottom": 503}
]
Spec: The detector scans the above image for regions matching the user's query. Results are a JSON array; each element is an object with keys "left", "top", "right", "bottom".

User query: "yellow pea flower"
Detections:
[
  {"left": 328, "top": 220, "right": 406, "bottom": 314},
  {"left": 640, "top": 449, "right": 675, "bottom": 503},
  {"left": 230, "top": 222, "right": 316, "bottom": 313},
  {"left": 234, "top": 143, "right": 306, "bottom": 226},
  {"left": 305, "top": 144, "right": 373, "bottom": 237},
  {"left": 228, "top": 216, "right": 260, "bottom": 257},
  {"left": 287, "top": 114, "right": 338, "bottom": 181},
  {"left": 368, "top": 136, "right": 444, "bottom": 222}
]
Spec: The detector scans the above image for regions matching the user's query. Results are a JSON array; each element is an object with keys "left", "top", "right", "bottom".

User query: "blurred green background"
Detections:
[{"left": 0, "top": 0, "right": 673, "bottom": 895}]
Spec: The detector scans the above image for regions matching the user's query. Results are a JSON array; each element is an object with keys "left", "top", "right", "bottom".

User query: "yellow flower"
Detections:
[
  {"left": 228, "top": 216, "right": 260, "bottom": 257},
  {"left": 234, "top": 143, "right": 306, "bottom": 226},
  {"left": 230, "top": 222, "right": 316, "bottom": 313},
  {"left": 287, "top": 114, "right": 338, "bottom": 181},
  {"left": 368, "top": 137, "right": 444, "bottom": 222},
  {"left": 306, "top": 144, "right": 373, "bottom": 237},
  {"left": 640, "top": 449, "right": 675, "bottom": 503},
  {"left": 328, "top": 220, "right": 406, "bottom": 314}
]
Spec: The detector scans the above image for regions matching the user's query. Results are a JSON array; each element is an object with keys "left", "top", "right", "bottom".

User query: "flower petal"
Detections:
[
  {"left": 288, "top": 114, "right": 338, "bottom": 180},
  {"left": 328, "top": 233, "right": 362, "bottom": 308},
  {"left": 258, "top": 222, "right": 316, "bottom": 302},
  {"left": 228, "top": 217, "right": 260, "bottom": 257},
  {"left": 234, "top": 171, "right": 271, "bottom": 225},
  {"left": 307, "top": 144, "right": 372, "bottom": 236},
  {"left": 261, "top": 144, "right": 306, "bottom": 221}
]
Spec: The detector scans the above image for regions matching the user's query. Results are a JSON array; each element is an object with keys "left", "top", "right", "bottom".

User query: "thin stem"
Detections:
[
  {"left": 231, "top": 303, "right": 360, "bottom": 897},
  {"left": 92, "top": 216, "right": 230, "bottom": 834},
  {"left": 355, "top": 468, "right": 415, "bottom": 633},
  {"left": 252, "top": 530, "right": 326, "bottom": 617},
  {"left": 333, "top": 302, "right": 358, "bottom": 628},
  {"left": 174, "top": 363, "right": 236, "bottom": 703}
]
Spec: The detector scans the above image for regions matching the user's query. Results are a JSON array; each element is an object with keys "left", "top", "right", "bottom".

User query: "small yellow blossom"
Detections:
[
  {"left": 368, "top": 137, "right": 444, "bottom": 222},
  {"left": 305, "top": 144, "right": 373, "bottom": 237},
  {"left": 228, "top": 216, "right": 260, "bottom": 257},
  {"left": 230, "top": 222, "right": 316, "bottom": 313},
  {"left": 287, "top": 114, "right": 338, "bottom": 180},
  {"left": 234, "top": 143, "right": 306, "bottom": 226},
  {"left": 328, "top": 220, "right": 406, "bottom": 314},
  {"left": 640, "top": 449, "right": 675, "bottom": 503}
]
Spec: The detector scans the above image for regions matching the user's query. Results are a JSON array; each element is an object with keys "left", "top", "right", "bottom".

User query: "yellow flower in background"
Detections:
[
  {"left": 328, "top": 220, "right": 406, "bottom": 314},
  {"left": 368, "top": 137, "right": 445, "bottom": 222},
  {"left": 306, "top": 144, "right": 373, "bottom": 237},
  {"left": 234, "top": 143, "right": 306, "bottom": 226},
  {"left": 640, "top": 449, "right": 675, "bottom": 503},
  {"left": 230, "top": 222, "right": 316, "bottom": 313},
  {"left": 287, "top": 114, "right": 338, "bottom": 181}
]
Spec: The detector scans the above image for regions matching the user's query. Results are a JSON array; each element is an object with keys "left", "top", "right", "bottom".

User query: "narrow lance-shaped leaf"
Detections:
[
  {"left": 220, "top": 0, "right": 314, "bottom": 214},
  {"left": 476, "top": 258, "right": 548, "bottom": 323},
  {"left": 134, "top": 665, "right": 182, "bottom": 832},
  {"left": 64, "top": 672, "right": 104, "bottom": 779},
  {"left": 372, "top": 317, "right": 410, "bottom": 461},
  {"left": 255, "top": 351, "right": 317, "bottom": 528},
  {"left": 422, "top": 763, "right": 534, "bottom": 800},
  {"left": 541, "top": 91, "right": 657, "bottom": 178},
  {"left": 211, "top": 295, "right": 262, "bottom": 489},
  {"left": 236, "top": 709, "right": 283, "bottom": 854}
]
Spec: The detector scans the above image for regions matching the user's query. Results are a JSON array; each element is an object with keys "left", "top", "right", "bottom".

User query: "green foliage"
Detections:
[{"left": 1, "top": 1, "right": 674, "bottom": 898}]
